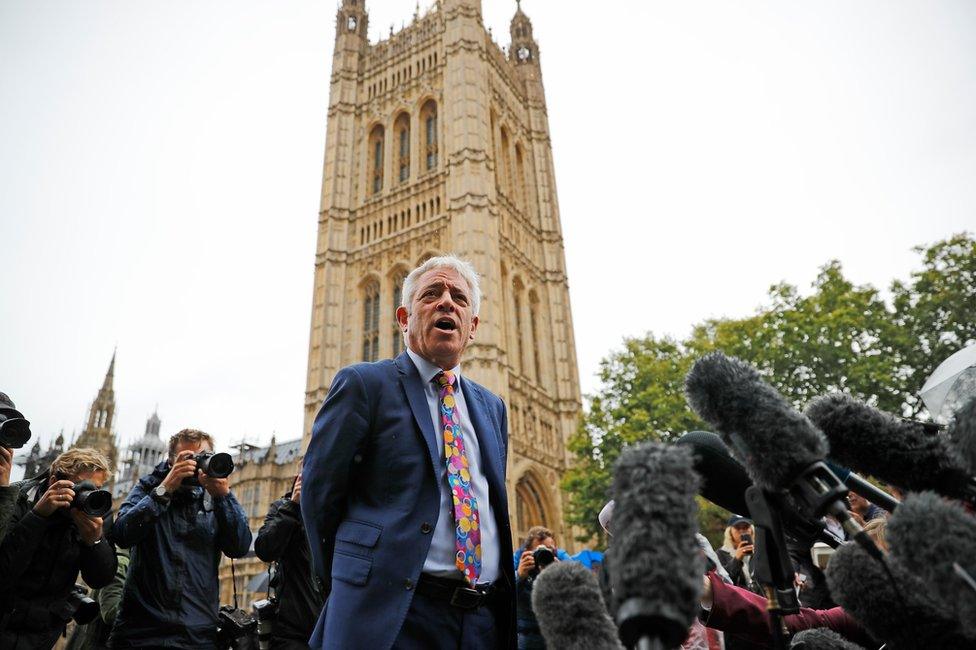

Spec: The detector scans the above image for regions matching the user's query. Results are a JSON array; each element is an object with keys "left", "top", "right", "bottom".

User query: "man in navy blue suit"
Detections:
[{"left": 302, "top": 255, "right": 516, "bottom": 650}]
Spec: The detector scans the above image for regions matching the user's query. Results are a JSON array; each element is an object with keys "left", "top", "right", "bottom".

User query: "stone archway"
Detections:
[{"left": 513, "top": 469, "right": 553, "bottom": 545}]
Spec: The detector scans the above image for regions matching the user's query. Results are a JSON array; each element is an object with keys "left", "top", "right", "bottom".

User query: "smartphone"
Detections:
[{"left": 740, "top": 533, "right": 752, "bottom": 545}]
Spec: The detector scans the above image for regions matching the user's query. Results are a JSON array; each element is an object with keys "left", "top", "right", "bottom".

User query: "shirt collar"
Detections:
[{"left": 406, "top": 347, "right": 462, "bottom": 385}]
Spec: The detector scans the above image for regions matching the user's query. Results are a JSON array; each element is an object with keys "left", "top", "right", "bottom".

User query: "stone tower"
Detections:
[
  {"left": 74, "top": 351, "right": 120, "bottom": 473},
  {"left": 305, "top": 0, "right": 581, "bottom": 545}
]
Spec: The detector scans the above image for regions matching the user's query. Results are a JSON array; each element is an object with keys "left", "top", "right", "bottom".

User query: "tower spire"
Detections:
[{"left": 103, "top": 348, "right": 116, "bottom": 390}]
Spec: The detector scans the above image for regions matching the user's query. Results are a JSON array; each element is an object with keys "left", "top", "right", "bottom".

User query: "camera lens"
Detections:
[
  {"left": 0, "top": 417, "right": 32, "bottom": 449},
  {"left": 203, "top": 452, "right": 235, "bottom": 479}
]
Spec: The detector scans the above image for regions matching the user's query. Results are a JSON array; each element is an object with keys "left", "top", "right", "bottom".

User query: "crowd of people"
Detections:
[{"left": 0, "top": 254, "right": 970, "bottom": 650}]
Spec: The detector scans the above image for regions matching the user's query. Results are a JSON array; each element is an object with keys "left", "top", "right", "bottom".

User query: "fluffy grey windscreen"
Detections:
[
  {"left": 531, "top": 561, "right": 623, "bottom": 650},
  {"left": 685, "top": 351, "right": 827, "bottom": 490}
]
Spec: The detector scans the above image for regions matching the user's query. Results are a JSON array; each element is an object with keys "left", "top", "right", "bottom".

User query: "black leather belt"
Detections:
[{"left": 416, "top": 573, "right": 497, "bottom": 610}]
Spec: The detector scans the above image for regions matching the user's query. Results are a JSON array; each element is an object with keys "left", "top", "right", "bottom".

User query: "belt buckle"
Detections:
[{"left": 449, "top": 586, "right": 482, "bottom": 610}]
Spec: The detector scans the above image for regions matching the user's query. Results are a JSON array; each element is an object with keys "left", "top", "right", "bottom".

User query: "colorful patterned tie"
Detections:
[{"left": 434, "top": 370, "right": 482, "bottom": 585}]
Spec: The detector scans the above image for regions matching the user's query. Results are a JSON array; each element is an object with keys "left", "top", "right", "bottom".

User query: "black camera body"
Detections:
[
  {"left": 216, "top": 604, "right": 256, "bottom": 647},
  {"left": 71, "top": 479, "right": 113, "bottom": 518},
  {"left": 529, "top": 545, "right": 555, "bottom": 578},
  {"left": 0, "top": 393, "right": 31, "bottom": 449},
  {"left": 252, "top": 597, "right": 278, "bottom": 650},
  {"left": 182, "top": 451, "right": 235, "bottom": 486},
  {"left": 64, "top": 584, "right": 99, "bottom": 625}
]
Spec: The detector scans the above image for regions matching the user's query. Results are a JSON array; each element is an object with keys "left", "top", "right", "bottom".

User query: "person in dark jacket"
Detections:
[
  {"left": 0, "top": 448, "right": 117, "bottom": 650},
  {"left": 109, "top": 428, "right": 251, "bottom": 649},
  {"left": 254, "top": 472, "right": 324, "bottom": 650},
  {"left": 514, "top": 526, "right": 561, "bottom": 650}
]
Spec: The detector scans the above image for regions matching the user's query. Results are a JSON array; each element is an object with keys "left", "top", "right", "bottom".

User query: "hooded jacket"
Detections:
[{"left": 108, "top": 460, "right": 251, "bottom": 649}]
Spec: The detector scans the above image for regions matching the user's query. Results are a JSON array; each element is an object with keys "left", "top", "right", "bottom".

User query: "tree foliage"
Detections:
[{"left": 564, "top": 233, "right": 976, "bottom": 543}]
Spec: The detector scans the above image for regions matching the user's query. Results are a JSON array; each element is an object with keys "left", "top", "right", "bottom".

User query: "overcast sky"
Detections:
[{"left": 2, "top": 1, "right": 974, "bottom": 471}]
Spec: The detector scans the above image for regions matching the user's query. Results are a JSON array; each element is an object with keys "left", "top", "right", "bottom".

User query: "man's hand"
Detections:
[
  {"left": 70, "top": 509, "right": 104, "bottom": 546},
  {"left": 33, "top": 480, "right": 75, "bottom": 517},
  {"left": 199, "top": 472, "right": 230, "bottom": 498},
  {"left": 290, "top": 475, "right": 303, "bottom": 503},
  {"left": 517, "top": 550, "right": 535, "bottom": 579},
  {"left": 734, "top": 540, "right": 754, "bottom": 561},
  {"left": 159, "top": 453, "right": 198, "bottom": 494},
  {"left": 701, "top": 574, "right": 714, "bottom": 610},
  {"left": 0, "top": 446, "right": 12, "bottom": 486}
]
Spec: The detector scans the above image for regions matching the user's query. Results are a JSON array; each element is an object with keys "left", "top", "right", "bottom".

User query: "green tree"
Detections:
[
  {"left": 893, "top": 233, "right": 976, "bottom": 415},
  {"left": 564, "top": 234, "right": 976, "bottom": 543}
]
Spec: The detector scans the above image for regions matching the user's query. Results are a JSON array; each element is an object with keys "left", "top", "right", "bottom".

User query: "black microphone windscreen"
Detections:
[
  {"left": 887, "top": 491, "right": 976, "bottom": 640},
  {"left": 531, "top": 561, "right": 624, "bottom": 650},
  {"left": 826, "top": 541, "right": 973, "bottom": 649},
  {"left": 805, "top": 393, "right": 973, "bottom": 499},
  {"left": 674, "top": 430, "right": 752, "bottom": 516},
  {"left": 685, "top": 352, "right": 828, "bottom": 491},
  {"left": 609, "top": 442, "right": 703, "bottom": 647},
  {"left": 949, "top": 395, "right": 976, "bottom": 475},
  {"left": 789, "top": 628, "right": 867, "bottom": 650}
]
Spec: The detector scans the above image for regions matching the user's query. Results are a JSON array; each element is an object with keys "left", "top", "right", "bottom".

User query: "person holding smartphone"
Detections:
[{"left": 715, "top": 515, "right": 765, "bottom": 650}]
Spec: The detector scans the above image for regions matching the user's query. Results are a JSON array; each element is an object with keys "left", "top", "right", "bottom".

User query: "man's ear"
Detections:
[
  {"left": 395, "top": 306, "right": 409, "bottom": 330},
  {"left": 469, "top": 315, "right": 479, "bottom": 340}
]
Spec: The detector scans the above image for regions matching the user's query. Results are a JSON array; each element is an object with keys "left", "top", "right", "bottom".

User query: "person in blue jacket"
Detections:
[{"left": 109, "top": 428, "right": 251, "bottom": 649}]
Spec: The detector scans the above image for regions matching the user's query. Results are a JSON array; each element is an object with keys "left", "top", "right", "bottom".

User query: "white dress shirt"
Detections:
[{"left": 407, "top": 348, "right": 499, "bottom": 584}]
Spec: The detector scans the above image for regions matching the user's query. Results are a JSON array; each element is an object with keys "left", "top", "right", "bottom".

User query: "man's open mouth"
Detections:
[{"left": 434, "top": 318, "right": 457, "bottom": 332}]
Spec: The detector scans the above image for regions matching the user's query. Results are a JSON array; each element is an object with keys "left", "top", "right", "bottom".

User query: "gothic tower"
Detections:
[
  {"left": 305, "top": 0, "right": 581, "bottom": 546},
  {"left": 74, "top": 351, "right": 120, "bottom": 473}
]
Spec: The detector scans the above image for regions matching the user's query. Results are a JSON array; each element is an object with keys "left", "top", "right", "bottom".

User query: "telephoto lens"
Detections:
[
  {"left": 194, "top": 451, "right": 235, "bottom": 479},
  {"left": 71, "top": 480, "right": 113, "bottom": 518},
  {"left": 252, "top": 598, "right": 278, "bottom": 650},
  {"left": 0, "top": 393, "right": 32, "bottom": 449}
]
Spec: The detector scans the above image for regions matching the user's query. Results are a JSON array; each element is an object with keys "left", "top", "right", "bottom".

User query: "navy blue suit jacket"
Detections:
[{"left": 301, "top": 352, "right": 517, "bottom": 650}]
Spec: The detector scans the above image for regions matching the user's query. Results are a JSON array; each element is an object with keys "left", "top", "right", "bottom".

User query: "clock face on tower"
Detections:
[
  {"left": 347, "top": 16, "right": 358, "bottom": 31},
  {"left": 517, "top": 46, "right": 531, "bottom": 62}
]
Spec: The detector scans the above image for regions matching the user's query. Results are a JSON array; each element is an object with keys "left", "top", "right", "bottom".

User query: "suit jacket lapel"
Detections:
[
  {"left": 461, "top": 379, "right": 504, "bottom": 491},
  {"left": 395, "top": 352, "right": 441, "bottom": 474}
]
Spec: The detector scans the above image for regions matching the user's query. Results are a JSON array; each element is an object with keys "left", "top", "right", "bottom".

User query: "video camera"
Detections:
[
  {"left": 0, "top": 392, "right": 31, "bottom": 449},
  {"left": 182, "top": 451, "right": 235, "bottom": 486}
]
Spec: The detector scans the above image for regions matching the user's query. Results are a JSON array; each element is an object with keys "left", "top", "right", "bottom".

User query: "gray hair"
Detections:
[{"left": 401, "top": 255, "right": 482, "bottom": 316}]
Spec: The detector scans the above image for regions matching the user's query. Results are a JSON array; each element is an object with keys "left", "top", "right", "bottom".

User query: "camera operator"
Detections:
[
  {"left": 253, "top": 471, "right": 324, "bottom": 650},
  {"left": 515, "top": 526, "right": 562, "bottom": 650},
  {"left": 0, "top": 448, "right": 117, "bottom": 650},
  {"left": 109, "top": 428, "right": 251, "bottom": 649}
]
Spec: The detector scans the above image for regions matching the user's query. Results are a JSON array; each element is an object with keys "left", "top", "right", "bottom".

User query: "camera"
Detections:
[
  {"left": 71, "top": 479, "right": 113, "bottom": 518},
  {"left": 530, "top": 545, "right": 555, "bottom": 578},
  {"left": 252, "top": 597, "right": 278, "bottom": 650},
  {"left": 216, "top": 604, "right": 256, "bottom": 648},
  {"left": 64, "top": 584, "right": 99, "bottom": 625},
  {"left": 182, "top": 451, "right": 235, "bottom": 485},
  {"left": 0, "top": 393, "right": 31, "bottom": 449}
]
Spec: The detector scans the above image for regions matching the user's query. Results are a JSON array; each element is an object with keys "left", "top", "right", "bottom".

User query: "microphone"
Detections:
[
  {"left": 531, "top": 561, "right": 624, "bottom": 650},
  {"left": 609, "top": 442, "right": 703, "bottom": 649},
  {"left": 948, "top": 395, "right": 976, "bottom": 475},
  {"left": 685, "top": 353, "right": 869, "bottom": 549},
  {"left": 789, "top": 628, "right": 867, "bottom": 650},
  {"left": 887, "top": 492, "right": 976, "bottom": 640},
  {"left": 674, "top": 431, "right": 842, "bottom": 548},
  {"left": 805, "top": 393, "right": 976, "bottom": 503},
  {"left": 826, "top": 540, "right": 974, "bottom": 649},
  {"left": 823, "top": 461, "right": 900, "bottom": 514}
]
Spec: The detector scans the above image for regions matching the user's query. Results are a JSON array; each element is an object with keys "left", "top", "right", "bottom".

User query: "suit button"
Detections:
[
  {"left": 420, "top": 522, "right": 432, "bottom": 534},
  {"left": 405, "top": 579, "right": 414, "bottom": 591}
]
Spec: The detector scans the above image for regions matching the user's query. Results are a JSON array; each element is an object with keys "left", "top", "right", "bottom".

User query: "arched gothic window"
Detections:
[
  {"left": 515, "top": 473, "right": 549, "bottom": 540},
  {"left": 392, "top": 271, "right": 407, "bottom": 357},
  {"left": 395, "top": 113, "right": 410, "bottom": 183},
  {"left": 362, "top": 282, "right": 380, "bottom": 361},
  {"left": 421, "top": 100, "right": 438, "bottom": 170},
  {"left": 512, "top": 278, "right": 525, "bottom": 374},
  {"left": 499, "top": 127, "right": 513, "bottom": 197},
  {"left": 515, "top": 144, "right": 527, "bottom": 211},
  {"left": 368, "top": 125, "right": 384, "bottom": 195},
  {"left": 529, "top": 291, "right": 542, "bottom": 383}
]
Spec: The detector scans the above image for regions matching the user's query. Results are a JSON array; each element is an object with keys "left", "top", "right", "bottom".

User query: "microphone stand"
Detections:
[{"left": 745, "top": 487, "right": 801, "bottom": 650}]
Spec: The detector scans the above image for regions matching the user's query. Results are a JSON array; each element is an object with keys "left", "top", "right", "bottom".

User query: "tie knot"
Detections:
[{"left": 434, "top": 370, "right": 456, "bottom": 387}]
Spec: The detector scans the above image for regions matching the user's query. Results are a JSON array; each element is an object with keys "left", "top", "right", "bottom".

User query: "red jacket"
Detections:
[{"left": 702, "top": 571, "right": 876, "bottom": 648}]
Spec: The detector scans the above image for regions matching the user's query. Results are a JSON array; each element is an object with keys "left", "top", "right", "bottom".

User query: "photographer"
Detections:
[
  {"left": 253, "top": 472, "right": 324, "bottom": 650},
  {"left": 0, "top": 448, "right": 117, "bottom": 650},
  {"left": 109, "top": 429, "right": 251, "bottom": 649},
  {"left": 515, "top": 526, "right": 562, "bottom": 650}
]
